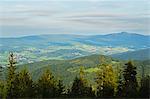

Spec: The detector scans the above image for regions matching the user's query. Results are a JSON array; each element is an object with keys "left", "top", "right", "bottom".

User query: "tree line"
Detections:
[{"left": 0, "top": 53, "right": 149, "bottom": 98}]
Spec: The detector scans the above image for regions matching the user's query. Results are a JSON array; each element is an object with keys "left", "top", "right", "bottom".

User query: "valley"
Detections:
[{"left": 0, "top": 32, "right": 149, "bottom": 66}]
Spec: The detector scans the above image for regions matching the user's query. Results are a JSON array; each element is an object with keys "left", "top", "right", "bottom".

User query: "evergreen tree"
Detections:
[
  {"left": 14, "top": 69, "right": 35, "bottom": 98},
  {"left": 116, "top": 70, "right": 124, "bottom": 97},
  {"left": 0, "top": 65, "right": 3, "bottom": 98},
  {"left": 37, "top": 69, "right": 57, "bottom": 98},
  {"left": 0, "top": 74, "right": 4, "bottom": 99},
  {"left": 96, "top": 64, "right": 117, "bottom": 98},
  {"left": 69, "top": 66, "right": 94, "bottom": 98},
  {"left": 0, "top": 65, "right": 2, "bottom": 79},
  {"left": 6, "top": 52, "right": 17, "bottom": 98},
  {"left": 56, "top": 80, "right": 65, "bottom": 97},
  {"left": 70, "top": 76, "right": 94, "bottom": 97},
  {"left": 122, "top": 61, "right": 138, "bottom": 97},
  {"left": 139, "top": 75, "right": 150, "bottom": 98}
]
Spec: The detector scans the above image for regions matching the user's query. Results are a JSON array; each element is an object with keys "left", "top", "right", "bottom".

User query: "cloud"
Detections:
[
  {"left": 0, "top": 0, "right": 149, "bottom": 37},
  {"left": 62, "top": 12, "right": 149, "bottom": 29}
]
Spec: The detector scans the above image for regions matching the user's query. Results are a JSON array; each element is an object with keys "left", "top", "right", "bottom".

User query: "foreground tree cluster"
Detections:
[{"left": 0, "top": 53, "right": 149, "bottom": 98}]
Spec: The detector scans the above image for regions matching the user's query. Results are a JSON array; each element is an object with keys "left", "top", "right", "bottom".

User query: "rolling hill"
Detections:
[
  {"left": 0, "top": 32, "right": 150, "bottom": 66},
  {"left": 112, "top": 48, "right": 150, "bottom": 60}
]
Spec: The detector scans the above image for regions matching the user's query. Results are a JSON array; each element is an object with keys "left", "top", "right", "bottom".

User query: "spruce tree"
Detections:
[
  {"left": 56, "top": 80, "right": 65, "bottom": 97},
  {"left": 116, "top": 70, "right": 124, "bottom": 97},
  {"left": 70, "top": 66, "right": 94, "bottom": 98},
  {"left": 6, "top": 52, "right": 17, "bottom": 98},
  {"left": 14, "top": 69, "right": 34, "bottom": 98},
  {"left": 139, "top": 75, "right": 150, "bottom": 98},
  {"left": 96, "top": 64, "right": 117, "bottom": 98},
  {"left": 0, "top": 65, "right": 2, "bottom": 79},
  {"left": 37, "top": 69, "right": 57, "bottom": 98},
  {"left": 0, "top": 65, "right": 4, "bottom": 98},
  {"left": 122, "top": 61, "right": 138, "bottom": 97},
  {"left": 0, "top": 65, "right": 4, "bottom": 99}
]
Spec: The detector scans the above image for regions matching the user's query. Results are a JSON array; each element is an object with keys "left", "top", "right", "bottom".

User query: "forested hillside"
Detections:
[
  {"left": 0, "top": 53, "right": 149, "bottom": 98},
  {"left": 1, "top": 54, "right": 149, "bottom": 86}
]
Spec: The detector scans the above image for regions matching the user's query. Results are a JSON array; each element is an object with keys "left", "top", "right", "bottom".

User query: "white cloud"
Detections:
[{"left": 0, "top": 0, "right": 149, "bottom": 37}]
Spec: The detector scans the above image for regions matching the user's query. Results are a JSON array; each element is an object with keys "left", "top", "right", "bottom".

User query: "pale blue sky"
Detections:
[{"left": 0, "top": 0, "right": 149, "bottom": 37}]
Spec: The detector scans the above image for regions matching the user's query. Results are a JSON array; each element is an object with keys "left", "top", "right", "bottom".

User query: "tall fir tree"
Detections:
[
  {"left": 37, "top": 69, "right": 57, "bottom": 98},
  {"left": 139, "top": 75, "right": 150, "bottom": 98},
  {"left": 6, "top": 52, "right": 17, "bottom": 98},
  {"left": 69, "top": 66, "right": 94, "bottom": 98},
  {"left": 122, "top": 61, "right": 138, "bottom": 97},
  {"left": 116, "top": 69, "right": 124, "bottom": 97},
  {"left": 56, "top": 80, "right": 65, "bottom": 97},
  {"left": 0, "top": 65, "right": 2, "bottom": 79},
  {"left": 14, "top": 69, "right": 35, "bottom": 98},
  {"left": 0, "top": 65, "right": 4, "bottom": 98},
  {"left": 96, "top": 63, "right": 117, "bottom": 98}
]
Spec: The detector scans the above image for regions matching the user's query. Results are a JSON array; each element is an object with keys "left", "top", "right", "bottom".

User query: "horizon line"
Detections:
[{"left": 0, "top": 31, "right": 149, "bottom": 38}]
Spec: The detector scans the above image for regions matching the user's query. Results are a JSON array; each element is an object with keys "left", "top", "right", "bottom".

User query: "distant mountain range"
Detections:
[
  {"left": 76, "top": 32, "right": 150, "bottom": 48},
  {"left": 0, "top": 32, "right": 149, "bottom": 66},
  {"left": 1, "top": 32, "right": 149, "bottom": 49}
]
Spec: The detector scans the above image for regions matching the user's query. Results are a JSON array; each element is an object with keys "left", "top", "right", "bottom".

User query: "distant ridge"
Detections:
[
  {"left": 0, "top": 32, "right": 149, "bottom": 39},
  {"left": 0, "top": 32, "right": 149, "bottom": 65},
  {"left": 112, "top": 48, "right": 150, "bottom": 60}
]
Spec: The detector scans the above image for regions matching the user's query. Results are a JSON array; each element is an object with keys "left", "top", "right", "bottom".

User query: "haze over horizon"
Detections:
[{"left": 0, "top": 0, "right": 149, "bottom": 37}]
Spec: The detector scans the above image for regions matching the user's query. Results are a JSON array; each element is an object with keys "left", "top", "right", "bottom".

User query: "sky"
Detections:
[{"left": 0, "top": 0, "right": 149, "bottom": 37}]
